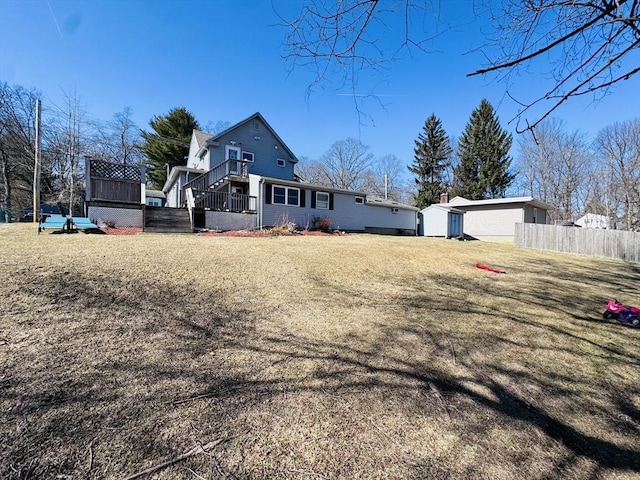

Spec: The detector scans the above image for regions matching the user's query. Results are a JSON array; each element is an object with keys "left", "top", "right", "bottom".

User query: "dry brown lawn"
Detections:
[{"left": 1, "top": 223, "right": 638, "bottom": 480}]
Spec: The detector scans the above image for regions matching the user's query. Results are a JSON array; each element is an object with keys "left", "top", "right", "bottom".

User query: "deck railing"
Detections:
[
  {"left": 183, "top": 159, "right": 248, "bottom": 194},
  {"left": 191, "top": 189, "right": 257, "bottom": 213}
]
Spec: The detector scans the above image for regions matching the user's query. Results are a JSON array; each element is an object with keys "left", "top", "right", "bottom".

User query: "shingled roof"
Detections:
[{"left": 193, "top": 129, "right": 213, "bottom": 148}]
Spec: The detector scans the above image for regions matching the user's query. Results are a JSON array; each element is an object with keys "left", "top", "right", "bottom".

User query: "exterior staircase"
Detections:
[{"left": 144, "top": 206, "right": 192, "bottom": 233}]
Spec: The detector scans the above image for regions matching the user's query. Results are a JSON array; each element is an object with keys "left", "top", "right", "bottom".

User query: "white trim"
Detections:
[
  {"left": 276, "top": 158, "right": 286, "bottom": 167},
  {"left": 354, "top": 196, "right": 365, "bottom": 205},
  {"left": 272, "top": 185, "right": 300, "bottom": 206},
  {"left": 242, "top": 151, "right": 254, "bottom": 162},
  {"left": 316, "top": 191, "right": 330, "bottom": 209},
  {"left": 225, "top": 145, "right": 241, "bottom": 161}
]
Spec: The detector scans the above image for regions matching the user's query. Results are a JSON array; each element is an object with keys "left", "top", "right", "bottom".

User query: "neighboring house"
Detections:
[
  {"left": 162, "top": 112, "right": 418, "bottom": 234},
  {"left": 422, "top": 195, "right": 551, "bottom": 241},
  {"left": 420, "top": 204, "right": 466, "bottom": 237},
  {"left": 575, "top": 213, "right": 615, "bottom": 229},
  {"left": 145, "top": 189, "right": 166, "bottom": 207}
]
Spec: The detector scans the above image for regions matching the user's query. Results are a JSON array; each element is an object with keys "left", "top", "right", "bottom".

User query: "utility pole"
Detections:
[
  {"left": 33, "top": 99, "right": 41, "bottom": 224},
  {"left": 384, "top": 173, "right": 388, "bottom": 200}
]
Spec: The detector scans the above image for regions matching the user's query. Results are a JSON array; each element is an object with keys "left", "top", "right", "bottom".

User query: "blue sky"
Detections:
[{"left": 1, "top": 0, "right": 639, "bottom": 173}]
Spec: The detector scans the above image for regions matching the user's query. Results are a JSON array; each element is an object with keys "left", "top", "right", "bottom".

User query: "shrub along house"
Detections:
[{"left": 162, "top": 112, "right": 418, "bottom": 234}]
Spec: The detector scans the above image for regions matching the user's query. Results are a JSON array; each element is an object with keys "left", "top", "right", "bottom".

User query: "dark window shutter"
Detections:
[
  {"left": 310, "top": 191, "right": 316, "bottom": 209},
  {"left": 329, "top": 193, "right": 334, "bottom": 210},
  {"left": 265, "top": 183, "right": 272, "bottom": 204},
  {"left": 300, "top": 189, "right": 306, "bottom": 208}
]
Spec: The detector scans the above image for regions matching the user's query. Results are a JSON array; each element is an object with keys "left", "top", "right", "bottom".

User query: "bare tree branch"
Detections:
[{"left": 280, "top": 1, "right": 639, "bottom": 131}]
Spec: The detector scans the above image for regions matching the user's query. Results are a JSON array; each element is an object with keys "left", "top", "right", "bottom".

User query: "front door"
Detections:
[
  {"left": 226, "top": 145, "right": 241, "bottom": 174},
  {"left": 450, "top": 213, "right": 461, "bottom": 237}
]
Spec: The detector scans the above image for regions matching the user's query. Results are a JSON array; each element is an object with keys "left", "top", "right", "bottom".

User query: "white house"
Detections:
[
  {"left": 575, "top": 213, "right": 615, "bottom": 229},
  {"left": 421, "top": 195, "right": 551, "bottom": 241}
]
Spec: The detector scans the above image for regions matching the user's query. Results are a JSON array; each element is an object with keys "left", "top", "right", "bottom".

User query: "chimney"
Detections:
[{"left": 440, "top": 192, "right": 449, "bottom": 204}]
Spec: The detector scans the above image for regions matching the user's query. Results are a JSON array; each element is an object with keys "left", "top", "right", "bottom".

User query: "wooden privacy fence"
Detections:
[
  {"left": 515, "top": 223, "right": 640, "bottom": 263},
  {"left": 86, "top": 159, "right": 142, "bottom": 203}
]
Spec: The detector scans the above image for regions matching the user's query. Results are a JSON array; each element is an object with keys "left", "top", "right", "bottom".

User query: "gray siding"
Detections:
[
  {"left": 208, "top": 118, "right": 296, "bottom": 181},
  {"left": 523, "top": 204, "right": 548, "bottom": 224},
  {"left": 262, "top": 187, "right": 416, "bottom": 232}
]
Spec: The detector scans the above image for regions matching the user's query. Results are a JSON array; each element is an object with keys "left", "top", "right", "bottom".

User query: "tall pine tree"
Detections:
[
  {"left": 141, "top": 107, "right": 199, "bottom": 188},
  {"left": 409, "top": 114, "right": 452, "bottom": 209},
  {"left": 453, "top": 99, "right": 515, "bottom": 199}
]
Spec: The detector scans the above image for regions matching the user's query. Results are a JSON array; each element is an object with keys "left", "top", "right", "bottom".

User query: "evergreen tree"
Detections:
[
  {"left": 408, "top": 114, "right": 451, "bottom": 209},
  {"left": 453, "top": 99, "right": 515, "bottom": 199},
  {"left": 141, "top": 107, "right": 199, "bottom": 188}
]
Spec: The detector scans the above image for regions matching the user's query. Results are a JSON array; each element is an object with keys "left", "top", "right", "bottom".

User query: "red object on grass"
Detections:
[{"left": 475, "top": 263, "right": 506, "bottom": 274}]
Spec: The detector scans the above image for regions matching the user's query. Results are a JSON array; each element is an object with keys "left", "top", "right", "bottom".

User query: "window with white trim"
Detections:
[
  {"left": 273, "top": 185, "right": 300, "bottom": 206},
  {"left": 243, "top": 151, "right": 254, "bottom": 162},
  {"left": 226, "top": 145, "right": 240, "bottom": 160},
  {"left": 277, "top": 158, "right": 286, "bottom": 167},
  {"left": 354, "top": 196, "right": 364, "bottom": 205},
  {"left": 316, "top": 192, "right": 330, "bottom": 209}
]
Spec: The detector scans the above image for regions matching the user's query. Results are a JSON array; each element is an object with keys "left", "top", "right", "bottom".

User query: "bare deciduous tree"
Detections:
[
  {"left": 362, "top": 154, "right": 408, "bottom": 202},
  {"left": 281, "top": 1, "right": 639, "bottom": 129},
  {"left": 516, "top": 118, "right": 593, "bottom": 223},
  {"left": 295, "top": 155, "right": 329, "bottom": 185},
  {"left": 279, "top": 0, "right": 438, "bottom": 124},
  {"left": 594, "top": 119, "right": 640, "bottom": 230},
  {"left": 318, "top": 138, "right": 374, "bottom": 190},
  {"left": 91, "top": 107, "right": 143, "bottom": 165},
  {"left": 45, "top": 90, "right": 90, "bottom": 214},
  {"left": 470, "top": 0, "right": 640, "bottom": 131},
  {"left": 0, "top": 82, "right": 39, "bottom": 217}
]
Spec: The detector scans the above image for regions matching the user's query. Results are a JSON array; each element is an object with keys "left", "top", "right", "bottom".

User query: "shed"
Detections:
[
  {"left": 420, "top": 204, "right": 466, "bottom": 237},
  {"left": 444, "top": 196, "right": 551, "bottom": 241}
]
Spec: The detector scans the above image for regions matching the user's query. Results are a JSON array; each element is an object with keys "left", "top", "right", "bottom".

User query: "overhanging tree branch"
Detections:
[{"left": 467, "top": 1, "right": 623, "bottom": 77}]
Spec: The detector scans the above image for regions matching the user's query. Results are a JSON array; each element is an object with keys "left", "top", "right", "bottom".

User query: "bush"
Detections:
[
  {"left": 313, "top": 216, "right": 333, "bottom": 233},
  {"left": 271, "top": 214, "right": 298, "bottom": 236}
]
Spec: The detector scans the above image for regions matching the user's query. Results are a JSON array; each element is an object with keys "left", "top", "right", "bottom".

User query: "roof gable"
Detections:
[
  {"left": 209, "top": 112, "right": 298, "bottom": 163},
  {"left": 193, "top": 129, "right": 213, "bottom": 148}
]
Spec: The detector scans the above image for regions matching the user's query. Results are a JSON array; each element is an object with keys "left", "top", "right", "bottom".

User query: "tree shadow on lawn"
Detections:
[
  {"left": 199, "top": 327, "right": 640, "bottom": 478},
  {"left": 2, "top": 260, "right": 639, "bottom": 479},
  {"left": 285, "top": 265, "right": 640, "bottom": 476},
  {"left": 171, "top": 270, "right": 639, "bottom": 477},
  {"left": 1, "top": 268, "right": 256, "bottom": 479}
]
